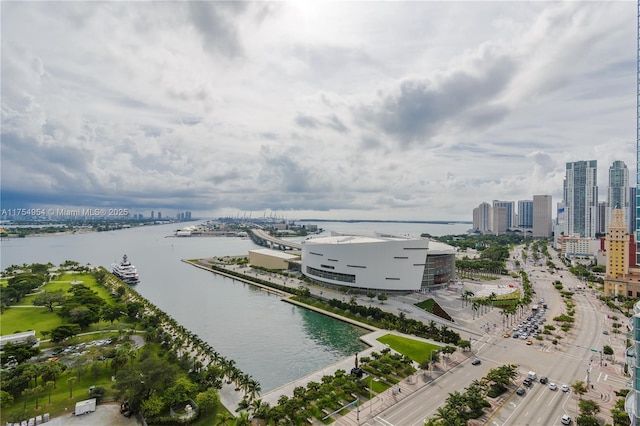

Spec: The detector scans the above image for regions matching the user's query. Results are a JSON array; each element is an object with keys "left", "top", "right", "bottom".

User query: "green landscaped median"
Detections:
[{"left": 377, "top": 334, "right": 440, "bottom": 363}]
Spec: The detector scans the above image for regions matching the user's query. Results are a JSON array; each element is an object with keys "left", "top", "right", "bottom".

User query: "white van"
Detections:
[{"left": 527, "top": 371, "right": 536, "bottom": 380}]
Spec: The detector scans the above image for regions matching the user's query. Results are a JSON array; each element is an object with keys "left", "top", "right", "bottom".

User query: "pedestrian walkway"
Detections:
[{"left": 334, "top": 352, "right": 468, "bottom": 425}]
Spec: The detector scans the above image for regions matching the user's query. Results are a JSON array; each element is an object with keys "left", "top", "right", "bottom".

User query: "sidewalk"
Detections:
[{"left": 334, "top": 352, "right": 468, "bottom": 425}]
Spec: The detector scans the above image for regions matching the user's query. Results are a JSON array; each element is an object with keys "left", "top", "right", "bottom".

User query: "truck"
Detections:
[
  {"left": 74, "top": 398, "right": 97, "bottom": 416},
  {"left": 528, "top": 371, "right": 537, "bottom": 380}
]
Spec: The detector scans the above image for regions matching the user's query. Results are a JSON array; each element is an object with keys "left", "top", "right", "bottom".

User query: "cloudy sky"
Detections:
[{"left": 1, "top": 1, "right": 636, "bottom": 222}]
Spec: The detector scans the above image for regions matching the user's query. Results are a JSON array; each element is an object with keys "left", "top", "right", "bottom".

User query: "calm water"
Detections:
[{"left": 0, "top": 220, "right": 469, "bottom": 391}]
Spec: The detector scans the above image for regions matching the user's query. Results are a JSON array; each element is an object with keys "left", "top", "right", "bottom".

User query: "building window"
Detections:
[{"left": 306, "top": 266, "right": 356, "bottom": 283}]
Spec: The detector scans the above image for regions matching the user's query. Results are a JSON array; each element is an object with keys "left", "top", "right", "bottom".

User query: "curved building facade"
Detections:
[{"left": 301, "top": 234, "right": 455, "bottom": 292}]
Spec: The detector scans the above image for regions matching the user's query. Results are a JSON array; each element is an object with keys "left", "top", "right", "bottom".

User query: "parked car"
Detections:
[
  {"left": 540, "top": 377, "right": 548, "bottom": 384},
  {"left": 471, "top": 359, "right": 481, "bottom": 365},
  {"left": 603, "top": 330, "right": 609, "bottom": 335},
  {"left": 561, "top": 414, "right": 572, "bottom": 425},
  {"left": 561, "top": 384, "right": 570, "bottom": 392},
  {"left": 523, "top": 378, "right": 532, "bottom": 387},
  {"left": 549, "top": 383, "right": 558, "bottom": 390},
  {"left": 516, "top": 387, "right": 526, "bottom": 395}
]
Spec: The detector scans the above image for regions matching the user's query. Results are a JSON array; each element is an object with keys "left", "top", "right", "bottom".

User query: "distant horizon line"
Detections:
[{"left": 296, "top": 219, "right": 473, "bottom": 225}]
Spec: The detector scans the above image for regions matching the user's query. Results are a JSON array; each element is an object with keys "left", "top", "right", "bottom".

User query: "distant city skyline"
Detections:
[{"left": 1, "top": 2, "right": 635, "bottom": 221}]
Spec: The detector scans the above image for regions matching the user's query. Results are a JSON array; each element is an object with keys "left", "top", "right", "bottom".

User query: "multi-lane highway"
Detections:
[{"left": 355, "top": 244, "right": 622, "bottom": 426}]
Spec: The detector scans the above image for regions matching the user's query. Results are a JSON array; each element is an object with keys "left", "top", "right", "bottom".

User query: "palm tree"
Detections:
[
  {"left": 45, "top": 381, "right": 55, "bottom": 405},
  {"left": 216, "top": 412, "right": 235, "bottom": 425},
  {"left": 33, "top": 385, "right": 44, "bottom": 409},
  {"left": 67, "top": 377, "right": 77, "bottom": 399},
  {"left": 571, "top": 380, "right": 588, "bottom": 400}
]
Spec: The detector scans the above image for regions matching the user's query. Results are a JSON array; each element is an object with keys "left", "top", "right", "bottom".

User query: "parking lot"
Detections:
[{"left": 45, "top": 403, "right": 141, "bottom": 426}]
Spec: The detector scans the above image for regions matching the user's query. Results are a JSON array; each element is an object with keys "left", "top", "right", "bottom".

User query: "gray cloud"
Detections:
[{"left": 357, "top": 51, "right": 517, "bottom": 146}]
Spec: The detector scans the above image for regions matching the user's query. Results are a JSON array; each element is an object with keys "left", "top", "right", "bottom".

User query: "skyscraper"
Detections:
[
  {"left": 493, "top": 200, "right": 515, "bottom": 231},
  {"left": 472, "top": 202, "right": 491, "bottom": 233},
  {"left": 563, "top": 160, "right": 598, "bottom": 238},
  {"left": 518, "top": 200, "right": 534, "bottom": 229},
  {"left": 605, "top": 160, "right": 631, "bottom": 234},
  {"left": 532, "top": 195, "right": 552, "bottom": 237}
]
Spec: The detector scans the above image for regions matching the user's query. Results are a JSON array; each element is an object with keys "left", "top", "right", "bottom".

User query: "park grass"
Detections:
[
  {"left": 415, "top": 299, "right": 435, "bottom": 312},
  {"left": 376, "top": 334, "right": 440, "bottom": 363},
  {"left": 0, "top": 358, "right": 117, "bottom": 424},
  {"left": 368, "top": 377, "right": 390, "bottom": 394},
  {"left": 0, "top": 307, "right": 61, "bottom": 338}
]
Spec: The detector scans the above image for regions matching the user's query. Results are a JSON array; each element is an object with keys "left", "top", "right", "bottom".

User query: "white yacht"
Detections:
[{"left": 111, "top": 255, "right": 140, "bottom": 284}]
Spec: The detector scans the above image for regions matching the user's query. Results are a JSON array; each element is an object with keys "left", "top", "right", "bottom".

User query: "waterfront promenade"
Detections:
[{"left": 186, "top": 259, "right": 476, "bottom": 417}]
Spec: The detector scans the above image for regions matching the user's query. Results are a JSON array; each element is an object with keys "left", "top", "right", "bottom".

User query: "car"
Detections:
[
  {"left": 471, "top": 359, "right": 481, "bottom": 365},
  {"left": 512, "top": 333, "right": 520, "bottom": 339},
  {"left": 516, "top": 387, "right": 525, "bottom": 395},
  {"left": 549, "top": 383, "right": 558, "bottom": 390},
  {"left": 526, "top": 340, "right": 533, "bottom": 345},
  {"left": 523, "top": 378, "right": 532, "bottom": 387},
  {"left": 540, "top": 377, "right": 548, "bottom": 384},
  {"left": 603, "top": 330, "right": 609, "bottom": 335},
  {"left": 561, "top": 414, "right": 572, "bottom": 425},
  {"left": 503, "top": 333, "right": 511, "bottom": 338},
  {"left": 561, "top": 384, "right": 570, "bottom": 392}
]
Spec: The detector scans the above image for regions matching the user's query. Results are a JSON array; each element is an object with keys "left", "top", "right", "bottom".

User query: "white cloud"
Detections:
[{"left": 1, "top": 1, "right": 635, "bottom": 221}]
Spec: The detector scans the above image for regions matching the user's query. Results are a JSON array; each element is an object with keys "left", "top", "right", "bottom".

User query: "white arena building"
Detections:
[{"left": 301, "top": 233, "right": 456, "bottom": 293}]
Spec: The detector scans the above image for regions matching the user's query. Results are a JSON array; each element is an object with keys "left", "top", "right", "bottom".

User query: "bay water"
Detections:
[{"left": 0, "top": 220, "right": 469, "bottom": 391}]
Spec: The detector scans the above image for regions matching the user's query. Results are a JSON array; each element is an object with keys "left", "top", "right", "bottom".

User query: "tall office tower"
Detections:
[
  {"left": 532, "top": 195, "right": 553, "bottom": 237},
  {"left": 518, "top": 200, "right": 534, "bottom": 229},
  {"left": 605, "top": 160, "right": 631, "bottom": 234},
  {"left": 186, "top": 211, "right": 192, "bottom": 220},
  {"left": 151, "top": 211, "right": 155, "bottom": 220},
  {"left": 472, "top": 202, "right": 491, "bottom": 233},
  {"left": 158, "top": 212, "right": 162, "bottom": 220},
  {"left": 606, "top": 209, "right": 631, "bottom": 279},
  {"left": 631, "top": 187, "right": 638, "bottom": 235},
  {"left": 625, "top": 5, "right": 640, "bottom": 425},
  {"left": 598, "top": 202, "right": 607, "bottom": 235},
  {"left": 563, "top": 160, "right": 598, "bottom": 238},
  {"left": 493, "top": 200, "right": 515, "bottom": 230},
  {"left": 491, "top": 206, "right": 507, "bottom": 235}
]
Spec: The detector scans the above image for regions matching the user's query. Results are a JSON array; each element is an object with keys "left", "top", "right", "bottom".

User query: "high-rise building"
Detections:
[
  {"left": 158, "top": 212, "right": 162, "bottom": 220},
  {"left": 606, "top": 209, "right": 631, "bottom": 280},
  {"left": 598, "top": 201, "right": 607, "bottom": 235},
  {"left": 493, "top": 200, "right": 515, "bottom": 230},
  {"left": 151, "top": 211, "right": 155, "bottom": 220},
  {"left": 631, "top": 187, "right": 637, "bottom": 235},
  {"left": 563, "top": 160, "right": 598, "bottom": 238},
  {"left": 625, "top": 4, "right": 640, "bottom": 424},
  {"left": 472, "top": 202, "right": 491, "bottom": 233},
  {"left": 605, "top": 161, "right": 631, "bottom": 234},
  {"left": 532, "top": 195, "right": 553, "bottom": 237},
  {"left": 518, "top": 200, "right": 534, "bottom": 229},
  {"left": 491, "top": 206, "right": 507, "bottom": 235}
]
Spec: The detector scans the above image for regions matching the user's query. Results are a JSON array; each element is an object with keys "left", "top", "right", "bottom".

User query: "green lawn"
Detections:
[
  {"left": 0, "top": 307, "right": 61, "bottom": 337},
  {"left": 376, "top": 334, "right": 440, "bottom": 363},
  {"left": 1, "top": 356, "right": 117, "bottom": 424}
]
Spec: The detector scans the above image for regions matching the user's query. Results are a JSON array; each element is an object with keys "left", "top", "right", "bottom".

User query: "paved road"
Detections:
[{"left": 336, "top": 244, "right": 625, "bottom": 425}]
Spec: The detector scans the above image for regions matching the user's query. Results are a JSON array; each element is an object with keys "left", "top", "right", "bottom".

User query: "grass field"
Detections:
[
  {"left": 1, "top": 307, "right": 61, "bottom": 337},
  {"left": 1, "top": 356, "right": 116, "bottom": 424},
  {"left": 377, "top": 334, "right": 440, "bottom": 363}
]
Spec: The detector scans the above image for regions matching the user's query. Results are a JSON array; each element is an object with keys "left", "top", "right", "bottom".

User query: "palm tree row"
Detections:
[
  {"left": 425, "top": 364, "right": 519, "bottom": 425},
  {"left": 94, "top": 267, "right": 262, "bottom": 409}
]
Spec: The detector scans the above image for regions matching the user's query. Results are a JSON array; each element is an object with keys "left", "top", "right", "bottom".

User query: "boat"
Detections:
[{"left": 111, "top": 255, "right": 140, "bottom": 284}]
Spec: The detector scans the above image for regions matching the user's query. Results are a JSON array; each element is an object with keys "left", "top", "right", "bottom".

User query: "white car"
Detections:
[
  {"left": 549, "top": 383, "right": 557, "bottom": 390},
  {"left": 561, "top": 384, "right": 570, "bottom": 392},
  {"left": 561, "top": 414, "right": 572, "bottom": 425}
]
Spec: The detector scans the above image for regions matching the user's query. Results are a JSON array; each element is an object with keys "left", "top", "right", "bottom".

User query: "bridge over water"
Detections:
[{"left": 248, "top": 229, "right": 302, "bottom": 251}]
